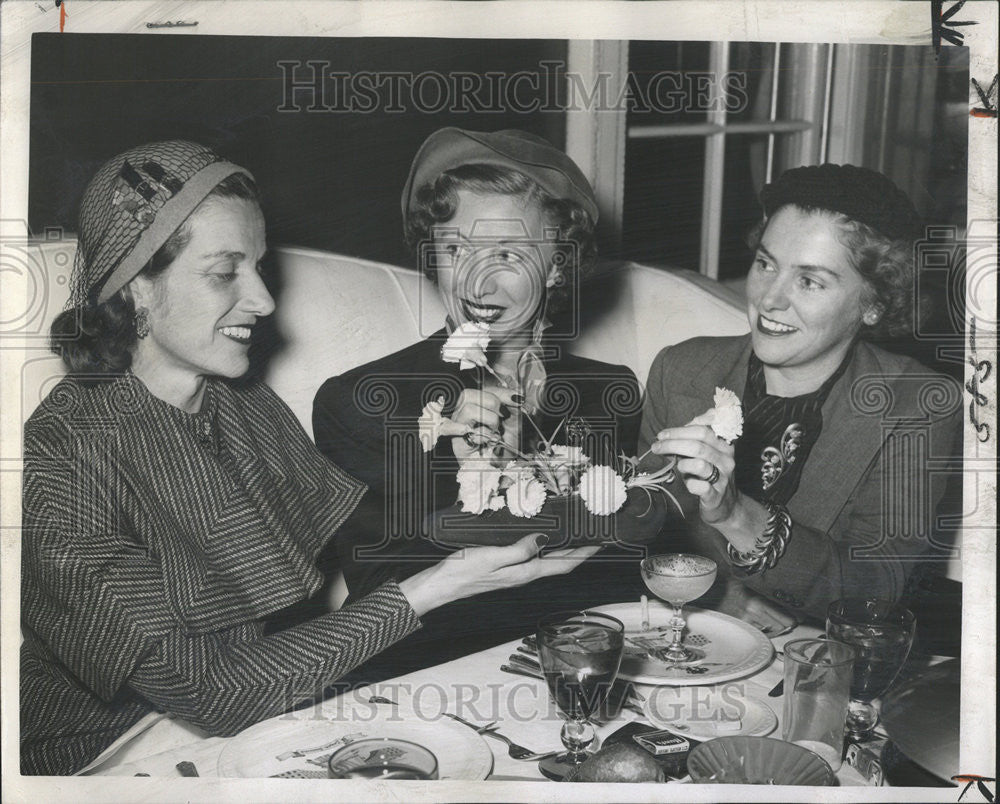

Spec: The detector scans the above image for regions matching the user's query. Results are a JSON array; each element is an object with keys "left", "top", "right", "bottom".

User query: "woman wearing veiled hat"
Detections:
[
  {"left": 20, "top": 140, "right": 599, "bottom": 775},
  {"left": 311, "top": 128, "right": 646, "bottom": 681},
  {"left": 640, "top": 164, "right": 963, "bottom": 630}
]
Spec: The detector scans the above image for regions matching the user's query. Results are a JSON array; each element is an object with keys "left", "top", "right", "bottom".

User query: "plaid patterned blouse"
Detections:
[{"left": 20, "top": 374, "right": 420, "bottom": 775}]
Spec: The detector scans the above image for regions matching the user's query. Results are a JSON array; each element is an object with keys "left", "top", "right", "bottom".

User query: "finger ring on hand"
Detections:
[{"left": 705, "top": 464, "right": 721, "bottom": 485}]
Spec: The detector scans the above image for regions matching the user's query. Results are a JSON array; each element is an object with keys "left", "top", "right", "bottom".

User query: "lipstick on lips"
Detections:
[
  {"left": 460, "top": 297, "right": 505, "bottom": 325},
  {"left": 756, "top": 314, "right": 797, "bottom": 336},
  {"left": 218, "top": 324, "right": 253, "bottom": 344}
]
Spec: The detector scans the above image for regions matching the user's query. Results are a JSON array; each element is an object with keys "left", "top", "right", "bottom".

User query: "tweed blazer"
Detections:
[
  {"left": 639, "top": 335, "right": 963, "bottom": 622},
  {"left": 310, "top": 331, "right": 646, "bottom": 680},
  {"left": 20, "top": 374, "right": 420, "bottom": 775}
]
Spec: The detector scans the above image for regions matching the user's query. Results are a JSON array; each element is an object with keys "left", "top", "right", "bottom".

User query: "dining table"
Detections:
[{"left": 84, "top": 610, "right": 884, "bottom": 787}]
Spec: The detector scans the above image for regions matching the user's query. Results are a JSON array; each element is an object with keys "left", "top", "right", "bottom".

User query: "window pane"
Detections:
[
  {"left": 627, "top": 40, "right": 710, "bottom": 125},
  {"left": 718, "top": 134, "right": 771, "bottom": 280},
  {"left": 727, "top": 42, "right": 776, "bottom": 122},
  {"left": 621, "top": 137, "right": 705, "bottom": 269}
]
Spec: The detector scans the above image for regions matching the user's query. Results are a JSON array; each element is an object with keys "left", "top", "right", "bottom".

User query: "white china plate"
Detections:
[
  {"left": 217, "top": 702, "right": 494, "bottom": 780},
  {"left": 590, "top": 602, "right": 774, "bottom": 685},
  {"left": 644, "top": 685, "right": 778, "bottom": 741}
]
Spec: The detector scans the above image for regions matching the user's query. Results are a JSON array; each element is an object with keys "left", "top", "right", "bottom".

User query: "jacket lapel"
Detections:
[
  {"left": 672, "top": 336, "right": 753, "bottom": 425},
  {"left": 671, "top": 336, "right": 886, "bottom": 534},
  {"left": 787, "top": 342, "right": 887, "bottom": 532}
]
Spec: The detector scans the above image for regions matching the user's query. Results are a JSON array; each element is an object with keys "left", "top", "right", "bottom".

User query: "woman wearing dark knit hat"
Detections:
[
  {"left": 640, "top": 163, "right": 962, "bottom": 629},
  {"left": 311, "top": 128, "right": 646, "bottom": 682},
  {"left": 21, "top": 140, "right": 599, "bottom": 775}
]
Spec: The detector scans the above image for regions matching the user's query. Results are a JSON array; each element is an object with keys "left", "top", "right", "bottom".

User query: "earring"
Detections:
[
  {"left": 134, "top": 307, "right": 150, "bottom": 339},
  {"left": 863, "top": 310, "right": 880, "bottom": 326}
]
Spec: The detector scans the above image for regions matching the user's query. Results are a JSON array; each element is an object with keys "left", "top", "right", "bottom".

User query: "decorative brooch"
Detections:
[
  {"left": 760, "top": 423, "right": 803, "bottom": 491},
  {"left": 112, "top": 158, "right": 183, "bottom": 227}
]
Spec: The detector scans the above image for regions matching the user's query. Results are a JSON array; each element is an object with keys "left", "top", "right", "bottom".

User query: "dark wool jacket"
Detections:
[
  {"left": 639, "top": 335, "right": 964, "bottom": 622},
  {"left": 21, "top": 374, "right": 420, "bottom": 775},
  {"left": 310, "top": 331, "right": 647, "bottom": 681}
]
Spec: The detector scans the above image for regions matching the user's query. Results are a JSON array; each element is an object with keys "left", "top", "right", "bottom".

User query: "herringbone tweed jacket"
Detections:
[{"left": 21, "top": 374, "right": 419, "bottom": 775}]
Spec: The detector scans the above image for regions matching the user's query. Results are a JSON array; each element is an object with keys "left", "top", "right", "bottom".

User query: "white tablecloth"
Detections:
[{"left": 87, "top": 622, "right": 870, "bottom": 785}]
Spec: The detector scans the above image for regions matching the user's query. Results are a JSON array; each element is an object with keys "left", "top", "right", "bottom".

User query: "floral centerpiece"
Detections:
[{"left": 418, "top": 326, "right": 743, "bottom": 547}]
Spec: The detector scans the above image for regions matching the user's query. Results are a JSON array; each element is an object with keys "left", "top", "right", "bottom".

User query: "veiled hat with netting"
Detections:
[{"left": 72, "top": 140, "right": 253, "bottom": 305}]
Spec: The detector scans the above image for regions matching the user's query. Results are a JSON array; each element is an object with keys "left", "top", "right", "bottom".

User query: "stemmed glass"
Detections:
[
  {"left": 826, "top": 598, "right": 916, "bottom": 741},
  {"left": 536, "top": 610, "right": 625, "bottom": 781},
  {"left": 640, "top": 554, "right": 718, "bottom": 664}
]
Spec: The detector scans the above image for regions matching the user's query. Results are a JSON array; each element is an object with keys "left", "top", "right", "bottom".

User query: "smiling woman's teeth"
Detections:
[
  {"left": 219, "top": 325, "right": 252, "bottom": 343},
  {"left": 463, "top": 301, "right": 503, "bottom": 324},
  {"left": 759, "top": 316, "right": 796, "bottom": 333}
]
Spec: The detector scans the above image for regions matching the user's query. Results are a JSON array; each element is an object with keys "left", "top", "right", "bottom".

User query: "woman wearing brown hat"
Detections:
[
  {"left": 311, "top": 128, "right": 646, "bottom": 681},
  {"left": 20, "top": 140, "right": 599, "bottom": 775},
  {"left": 640, "top": 164, "right": 962, "bottom": 629}
]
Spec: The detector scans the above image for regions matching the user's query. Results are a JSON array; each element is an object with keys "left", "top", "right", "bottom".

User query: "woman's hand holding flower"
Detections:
[
  {"left": 449, "top": 387, "right": 522, "bottom": 463},
  {"left": 650, "top": 386, "right": 760, "bottom": 553},
  {"left": 651, "top": 423, "right": 739, "bottom": 524}
]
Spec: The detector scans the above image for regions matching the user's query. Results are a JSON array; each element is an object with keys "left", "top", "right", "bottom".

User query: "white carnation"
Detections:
[
  {"left": 506, "top": 475, "right": 548, "bottom": 518},
  {"left": 578, "top": 465, "right": 628, "bottom": 516},
  {"left": 710, "top": 386, "right": 743, "bottom": 443},
  {"left": 441, "top": 321, "right": 491, "bottom": 370},
  {"left": 456, "top": 465, "right": 502, "bottom": 515},
  {"left": 545, "top": 444, "right": 590, "bottom": 493}
]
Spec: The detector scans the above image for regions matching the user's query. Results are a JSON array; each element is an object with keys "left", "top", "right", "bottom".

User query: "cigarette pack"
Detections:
[{"left": 632, "top": 729, "right": 690, "bottom": 756}]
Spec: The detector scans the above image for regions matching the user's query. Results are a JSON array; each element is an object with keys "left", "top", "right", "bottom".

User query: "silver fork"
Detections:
[
  {"left": 369, "top": 696, "right": 554, "bottom": 762},
  {"left": 440, "top": 711, "right": 558, "bottom": 762},
  {"left": 476, "top": 727, "right": 561, "bottom": 762}
]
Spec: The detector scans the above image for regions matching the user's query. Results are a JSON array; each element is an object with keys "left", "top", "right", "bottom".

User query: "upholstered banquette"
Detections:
[{"left": 18, "top": 241, "right": 750, "bottom": 435}]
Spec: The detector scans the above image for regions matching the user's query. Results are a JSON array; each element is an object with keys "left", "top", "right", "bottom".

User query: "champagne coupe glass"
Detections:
[
  {"left": 826, "top": 598, "right": 916, "bottom": 741},
  {"left": 536, "top": 610, "right": 625, "bottom": 781},
  {"left": 640, "top": 554, "right": 718, "bottom": 664}
]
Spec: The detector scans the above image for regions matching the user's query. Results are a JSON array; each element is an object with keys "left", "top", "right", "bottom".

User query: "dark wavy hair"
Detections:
[
  {"left": 403, "top": 164, "right": 597, "bottom": 317},
  {"left": 51, "top": 172, "right": 261, "bottom": 375},
  {"left": 746, "top": 203, "right": 918, "bottom": 340}
]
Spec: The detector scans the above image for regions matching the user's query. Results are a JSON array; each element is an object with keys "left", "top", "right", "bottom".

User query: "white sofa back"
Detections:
[
  {"left": 12, "top": 240, "right": 962, "bottom": 588},
  {"left": 17, "top": 241, "right": 750, "bottom": 435}
]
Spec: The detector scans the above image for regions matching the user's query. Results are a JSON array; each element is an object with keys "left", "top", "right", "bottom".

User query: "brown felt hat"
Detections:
[
  {"left": 73, "top": 140, "right": 254, "bottom": 305},
  {"left": 401, "top": 127, "right": 598, "bottom": 223}
]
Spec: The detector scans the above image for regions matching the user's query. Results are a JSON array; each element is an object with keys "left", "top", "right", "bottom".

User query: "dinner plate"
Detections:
[
  {"left": 216, "top": 702, "right": 494, "bottom": 780},
  {"left": 590, "top": 602, "right": 774, "bottom": 685},
  {"left": 644, "top": 685, "right": 778, "bottom": 741}
]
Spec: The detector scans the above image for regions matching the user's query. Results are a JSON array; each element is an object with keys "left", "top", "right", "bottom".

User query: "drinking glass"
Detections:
[
  {"left": 640, "top": 554, "right": 718, "bottom": 663},
  {"left": 782, "top": 638, "right": 857, "bottom": 770},
  {"left": 536, "top": 610, "right": 625, "bottom": 781},
  {"left": 327, "top": 737, "right": 439, "bottom": 779},
  {"left": 826, "top": 598, "right": 916, "bottom": 741}
]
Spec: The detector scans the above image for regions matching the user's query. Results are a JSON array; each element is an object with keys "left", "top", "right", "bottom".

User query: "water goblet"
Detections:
[
  {"left": 640, "top": 554, "right": 718, "bottom": 664},
  {"left": 536, "top": 610, "right": 625, "bottom": 781},
  {"left": 826, "top": 598, "right": 916, "bottom": 741}
]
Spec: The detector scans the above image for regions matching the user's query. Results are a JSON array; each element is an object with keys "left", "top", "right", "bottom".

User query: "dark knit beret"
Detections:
[{"left": 760, "top": 163, "right": 923, "bottom": 243}]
